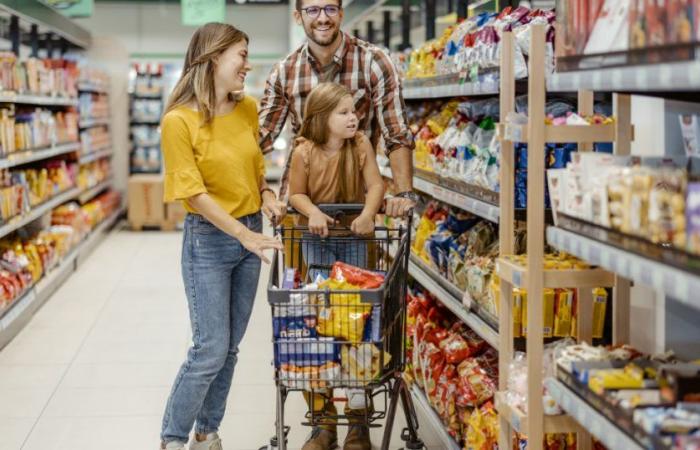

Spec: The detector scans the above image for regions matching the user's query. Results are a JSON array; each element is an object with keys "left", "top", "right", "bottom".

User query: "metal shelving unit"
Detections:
[
  {"left": 0, "top": 187, "right": 82, "bottom": 240},
  {"left": 544, "top": 378, "right": 644, "bottom": 450},
  {"left": 547, "top": 226, "right": 700, "bottom": 312},
  {"left": 77, "top": 83, "right": 109, "bottom": 95},
  {"left": 380, "top": 166, "right": 500, "bottom": 223},
  {"left": 78, "top": 178, "right": 113, "bottom": 204},
  {"left": 403, "top": 75, "right": 500, "bottom": 99},
  {"left": 0, "top": 206, "right": 123, "bottom": 349},
  {"left": 79, "top": 117, "right": 111, "bottom": 129},
  {"left": 547, "top": 60, "right": 700, "bottom": 93},
  {"left": 0, "top": 93, "right": 79, "bottom": 107},
  {"left": 408, "top": 384, "right": 461, "bottom": 450},
  {"left": 409, "top": 255, "right": 499, "bottom": 348},
  {"left": 0, "top": 142, "right": 80, "bottom": 169},
  {"left": 79, "top": 147, "right": 112, "bottom": 165}
]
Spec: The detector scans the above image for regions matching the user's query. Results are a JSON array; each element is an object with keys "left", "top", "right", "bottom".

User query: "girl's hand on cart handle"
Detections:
[
  {"left": 239, "top": 229, "right": 283, "bottom": 264},
  {"left": 350, "top": 212, "right": 375, "bottom": 236},
  {"left": 309, "top": 210, "right": 336, "bottom": 238}
]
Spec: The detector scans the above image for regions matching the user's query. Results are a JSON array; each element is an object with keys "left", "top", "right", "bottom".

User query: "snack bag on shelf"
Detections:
[
  {"left": 553, "top": 289, "right": 574, "bottom": 338},
  {"left": 648, "top": 167, "right": 687, "bottom": 249},
  {"left": 456, "top": 358, "right": 496, "bottom": 407},
  {"left": 465, "top": 401, "right": 499, "bottom": 450}
]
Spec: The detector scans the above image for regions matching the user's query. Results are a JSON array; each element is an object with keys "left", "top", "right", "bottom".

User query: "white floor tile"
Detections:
[
  {"left": 74, "top": 338, "right": 188, "bottom": 365},
  {"left": 0, "top": 364, "right": 67, "bottom": 389},
  {"left": 61, "top": 362, "right": 181, "bottom": 389},
  {"left": 0, "top": 387, "right": 54, "bottom": 418},
  {"left": 42, "top": 386, "right": 170, "bottom": 418},
  {"left": 21, "top": 416, "right": 162, "bottom": 450},
  {"left": 0, "top": 417, "right": 35, "bottom": 450}
]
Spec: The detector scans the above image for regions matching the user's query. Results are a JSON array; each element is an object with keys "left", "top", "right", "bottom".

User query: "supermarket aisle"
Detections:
[{"left": 0, "top": 225, "right": 440, "bottom": 450}]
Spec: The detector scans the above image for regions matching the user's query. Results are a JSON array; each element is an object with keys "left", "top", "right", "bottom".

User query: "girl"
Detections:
[
  {"left": 287, "top": 82, "right": 384, "bottom": 450},
  {"left": 159, "top": 23, "right": 284, "bottom": 450}
]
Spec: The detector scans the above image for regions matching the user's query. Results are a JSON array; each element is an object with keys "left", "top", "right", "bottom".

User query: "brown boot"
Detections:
[
  {"left": 302, "top": 427, "right": 338, "bottom": 450},
  {"left": 343, "top": 425, "right": 371, "bottom": 450}
]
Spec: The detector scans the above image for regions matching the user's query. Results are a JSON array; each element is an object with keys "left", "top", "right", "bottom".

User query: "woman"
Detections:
[{"left": 159, "top": 22, "right": 285, "bottom": 450}]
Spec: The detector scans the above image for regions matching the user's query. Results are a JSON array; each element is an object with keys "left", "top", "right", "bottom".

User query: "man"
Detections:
[
  {"left": 258, "top": 2, "right": 417, "bottom": 450},
  {"left": 259, "top": 0, "right": 417, "bottom": 217}
]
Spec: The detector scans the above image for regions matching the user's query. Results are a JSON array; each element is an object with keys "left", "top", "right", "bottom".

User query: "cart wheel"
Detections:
[
  {"left": 259, "top": 425, "right": 290, "bottom": 450},
  {"left": 399, "top": 427, "right": 425, "bottom": 450}
]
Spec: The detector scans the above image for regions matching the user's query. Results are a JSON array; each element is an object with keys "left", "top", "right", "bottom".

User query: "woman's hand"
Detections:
[
  {"left": 261, "top": 190, "right": 286, "bottom": 224},
  {"left": 351, "top": 213, "right": 375, "bottom": 236},
  {"left": 308, "top": 209, "right": 335, "bottom": 238},
  {"left": 238, "top": 228, "right": 283, "bottom": 264}
]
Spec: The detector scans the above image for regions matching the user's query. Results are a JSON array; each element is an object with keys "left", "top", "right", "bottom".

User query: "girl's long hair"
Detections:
[
  {"left": 164, "top": 22, "right": 248, "bottom": 124},
  {"left": 299, "top": 83, "right": 361, "bottom": 202}
]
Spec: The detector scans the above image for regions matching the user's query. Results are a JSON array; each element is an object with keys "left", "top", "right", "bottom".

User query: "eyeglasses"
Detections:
[{"left": 300, "top": 5, "right": 341, "bottom": 19}]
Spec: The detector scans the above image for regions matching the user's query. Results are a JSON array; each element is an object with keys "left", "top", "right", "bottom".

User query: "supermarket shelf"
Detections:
[
  {"left": 78, "top": 83, "right": 109, "bottom": 94},
  {"left": 496, "top": 256, "right": 616, "bottom": 289},
  {"left": 0, "top": 0, "right": 91, "bottom": 49},
  {"left": 547, "top": 225, "right": 700, "bottom": 309},
  {"left": 78, "top": 179, "right": 113, "bottom": 204},
  {"left": 547, "top": 60, "right": 700, "bottom": 94},
  {"left": 380, "top": 166, "right": 500, "bottom": 223},
  {"left": 130, "top": 119, "right": 161, "bottom": 126},
  {"left": 409, "top": 254, "right": 499, "bottom": 349},
  {"left": 403, "top": 75, "right": 499, "bottom": 99},
  {"left": 79, "top": 148, "right": 113, "bottom": 164},
  {"left": 498, "top": 122, "right": 621, "bottom": 143},
  {"left": 0, "top": 142, "right": 81, "bottom": 169},
  {"left": 79, "top": 117, "right": 111, "bottom": 129},
  {"left": 409, "top": 384, "right": 461, "bottom": 450},
  {"left": 544, "top": 378, "right": 644, "bottom": 450},
  {"left": 131, "top": 93, "right": 163, "bottom": 99},
  {"left": 0, "top": 92, "right": 78, "bottom": 107},
  {"left": 0, "top": 206, "right": 123, "bottom": 349},
  {"left": 495, "top": 392, "right": 581, "bottom": 435},
  {"left": 0, "top": 187, "right": 82, "bottom": 240}
]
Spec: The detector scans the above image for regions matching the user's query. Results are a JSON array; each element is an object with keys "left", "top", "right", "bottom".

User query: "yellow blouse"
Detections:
[{"left": 161, "top": 96, "right": 265, "bottom": 218}]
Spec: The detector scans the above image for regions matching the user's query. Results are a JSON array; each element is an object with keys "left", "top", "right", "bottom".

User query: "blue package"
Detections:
[
  {"left": 274, "top": 337, "right": 340, "bottom": 367},
  {"left": 515, "top": 169, "right": 528, "bottom": 209},
  {"left": 362, "top": 306, "right": 382, "bottom": 343},
  {"left": 273, "top": 316, "right": 318, "bottom": 339},
  {"left": 595, "top": 142, "right": 613, "bottom": 153},
  {"left": 515, "top": 144, "right": 528, "bottom": 169}
]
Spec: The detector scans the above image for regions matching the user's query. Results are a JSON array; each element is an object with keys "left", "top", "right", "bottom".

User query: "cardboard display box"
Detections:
[{"left": 128, "top": 174, "right": 170, "bottom": 230}]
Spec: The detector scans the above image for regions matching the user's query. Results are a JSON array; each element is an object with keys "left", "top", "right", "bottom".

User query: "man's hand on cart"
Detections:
[
  {"left": 350, "top": 212, "right": 375, "bottom": 235},
  {"left": 308, "top": 209, "right": 336, "bottom": 238},
  {"left": 239, "top": 228, "right": 283, "bottom": 264},
  {"left": 384, "top": 192, "right": 417, "bottom": 218}
]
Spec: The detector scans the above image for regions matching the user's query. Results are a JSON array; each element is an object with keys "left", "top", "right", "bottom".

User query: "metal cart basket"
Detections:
[{"left": 263, "top": 205, "right": 424, "bottom": 450}]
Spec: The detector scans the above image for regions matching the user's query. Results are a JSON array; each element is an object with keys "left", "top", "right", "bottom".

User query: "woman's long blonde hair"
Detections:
[
  {"left": 165, "top": 22, "right": 248, "bottom": 124},
  {"left": 299, "top": 83, "right": 362, "bottom": 202}
]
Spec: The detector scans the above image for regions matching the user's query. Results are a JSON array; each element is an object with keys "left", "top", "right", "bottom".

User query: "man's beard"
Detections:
[{"left": 305, "top": 23, "right": 340, "bottom": 47}]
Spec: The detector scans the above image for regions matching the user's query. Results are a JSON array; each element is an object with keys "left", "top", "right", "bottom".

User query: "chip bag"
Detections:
[
  {"left": 317, "top": 278, "right": 371, "bottom": 343},
  {"left": 329, "top": 261, "right": 385, "bottom": 289}
]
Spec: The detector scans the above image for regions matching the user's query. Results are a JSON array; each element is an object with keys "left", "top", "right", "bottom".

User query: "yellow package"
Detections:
[
  {"left": 513, "top": 288, "right": 524, "bottom": 338},
  {"left": 521, "top": 288, "right": 527, "bottom": 337},
  {"left": 543, "top": 288, "right": 555, "bottom": 338},
  {"left": 317, "top": 278, "right": 371, "bottom": 343},
  {"left": 412, "top": 216, "right": 436, "bottom": 260},
  {"left": 554, "top": 289, "right": 574, "bottom": 337},
  {"left": 592, "top": 288, "right": 608, "bottom": 339}
]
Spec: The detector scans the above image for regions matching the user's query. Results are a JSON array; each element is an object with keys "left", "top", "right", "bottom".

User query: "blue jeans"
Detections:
[
  {"left": 161, "top": 212, "right": 262, "bottom": 444},
  {"left": 302, "top": 233, "right": 368, "bottom": 282}
]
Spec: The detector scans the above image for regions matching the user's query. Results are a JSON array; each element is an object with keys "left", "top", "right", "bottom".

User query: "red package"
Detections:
[
  {"left": 456, "top": 360, "right": 496, "bottom": 408},
  {"left": 440, "top": 333, "right": 472, "bottom": 365},
  {"left": 329, "top": 261, "right": 385, "bottom": 289}
]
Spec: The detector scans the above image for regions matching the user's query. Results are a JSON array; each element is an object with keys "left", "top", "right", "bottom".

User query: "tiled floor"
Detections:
[{"left": 0, "top": 224, "right": 442, "bottom": 450}]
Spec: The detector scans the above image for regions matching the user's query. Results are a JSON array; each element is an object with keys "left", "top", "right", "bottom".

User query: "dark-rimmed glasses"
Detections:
[{"left": 299, "top": 5, "right": 341, "bottom": 18}]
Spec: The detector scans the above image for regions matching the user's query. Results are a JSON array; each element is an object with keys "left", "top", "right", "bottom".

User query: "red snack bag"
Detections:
[
  {"left": 456, "top": 360, "right": 496, "bottom": 407},
  {"left": 329, "top": 261, "right": 385, "bottom": 289},
  {"left": 440, "top": 333, "right": 472, "bottom": 365}
]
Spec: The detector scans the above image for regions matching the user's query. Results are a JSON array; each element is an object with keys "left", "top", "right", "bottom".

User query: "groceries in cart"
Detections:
[{"left": 273, "top": 261, "right": 391, "bottom": 389}]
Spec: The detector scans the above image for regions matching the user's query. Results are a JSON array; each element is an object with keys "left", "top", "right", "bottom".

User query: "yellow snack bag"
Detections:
[
  {"left": 592, "top": 288, "right": 608, "bottom": 339},
  {"left": 513, "top": 288, "right": 524, "bottom": 338},
  {"left": 520, "top": 288, "right": 528, "bottom": 337},
  {"left": 317, "top": 278, "right": 371, "bottom": 343},
  {"left": 543, "top": 288, "right": 555, "bottom": 338},
  {"left": 554, "top": 289, "right": 574, "bottom": 337}
]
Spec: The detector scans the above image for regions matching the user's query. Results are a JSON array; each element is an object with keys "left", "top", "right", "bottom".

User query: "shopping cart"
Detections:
[{"left": 260, "top": 204, "right": 424, "bottom": 450}]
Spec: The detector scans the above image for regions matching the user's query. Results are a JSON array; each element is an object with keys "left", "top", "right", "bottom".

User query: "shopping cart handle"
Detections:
[{"left": 285, "top": 203, "right": 367, "bottom": 218}]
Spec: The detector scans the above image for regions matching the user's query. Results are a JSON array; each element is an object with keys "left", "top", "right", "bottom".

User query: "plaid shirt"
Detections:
[{"left": 258, "top": 32, "right": 413, "bottom": 198}]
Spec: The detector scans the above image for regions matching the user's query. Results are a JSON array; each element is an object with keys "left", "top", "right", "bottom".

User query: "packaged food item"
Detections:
[
  {"left": 592, "top": 288, "right": 608, "bottom": 339},
  {"left": 554, "top": 289, "right": 574, "bottom": 338},
  {"left": 648, "top": 167, "right": 687, "bottom": 248},
  {"left": 274, "top": 337, "right": 340, "bottom": 367},
  {"left": 329, "top": 261, "right": 385, "bottom": 289},
  {"left": 279, "top": 361, "right": 341, "bottom": 390},
  {"left": 687, "top": 182, "right": 700, "bottom": 254},
  {"left": 316, "top": 278, "right": 371, "bottom": 343},
  {"left": 340, "top": 343, "right": 390, "bottom": 383}
]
